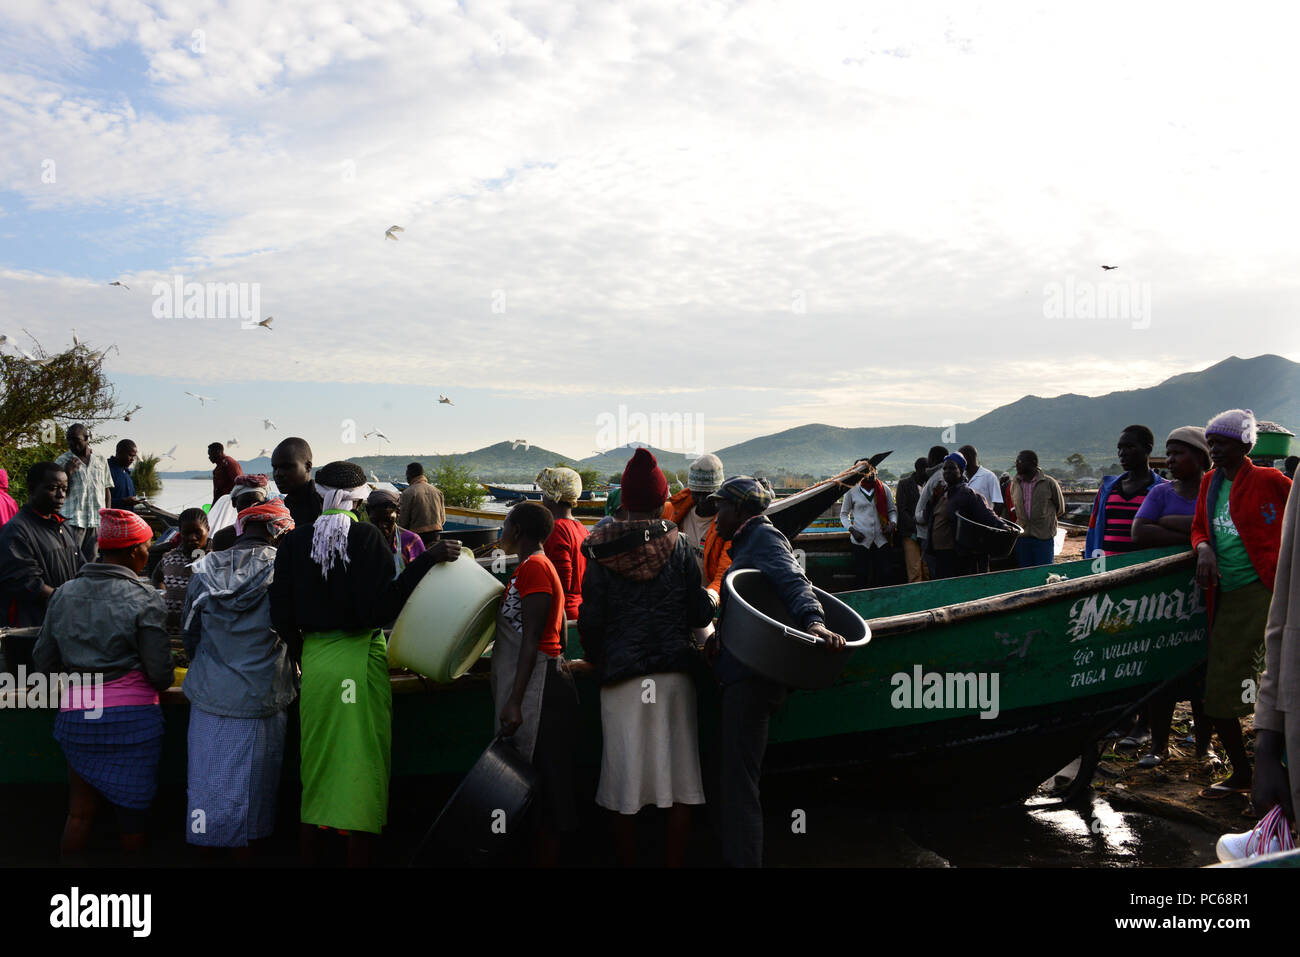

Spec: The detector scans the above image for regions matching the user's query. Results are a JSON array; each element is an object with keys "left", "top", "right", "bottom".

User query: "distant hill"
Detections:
[
  {"left": 160, "top": 355, "right": 1300, "bottom": 484},
  {"left": 714, "top": 355, "right": 1300, "bottom": 476}
]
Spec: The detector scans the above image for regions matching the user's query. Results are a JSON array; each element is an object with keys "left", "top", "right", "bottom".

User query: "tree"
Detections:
[
  {"left": 1065, "top": 452, "right": 1090, "bottom": 478},
  {"left": 0, "top": 336, "right": 138, "bottom": 450},
  {"left": 554, "top": 460, "right": 602, "bottom": 495},
  {"left": 433, "top": 456, "right": 485, "bottom": 509}
]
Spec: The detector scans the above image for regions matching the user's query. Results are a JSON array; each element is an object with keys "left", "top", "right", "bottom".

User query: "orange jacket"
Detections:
[{"left": 662, "top": 489, "right": 731, "bottom": 593}]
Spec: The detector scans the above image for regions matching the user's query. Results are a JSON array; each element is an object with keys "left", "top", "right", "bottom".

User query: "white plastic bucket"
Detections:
[
  {"left": 388, "top": 547, "right": 504, "bottom": 683},
  {"left": 1053, "top": 528, "right": 1067, "bottom": 556}
]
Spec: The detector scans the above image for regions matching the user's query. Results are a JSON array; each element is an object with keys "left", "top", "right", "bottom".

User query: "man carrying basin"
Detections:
[{"left": 706, "top": 476, "right": 845, "bottom": 867}]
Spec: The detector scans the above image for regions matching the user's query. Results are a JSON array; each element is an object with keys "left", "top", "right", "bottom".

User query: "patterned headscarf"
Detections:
[
  {"left": 231, "top": 473, "right": 270, "bottom": 508},
  {"left": 536, "top": 466, "right": 583, "bottom": 505},
  {"left": 235, "top": 499, "right": 295, "bottom": 538}
]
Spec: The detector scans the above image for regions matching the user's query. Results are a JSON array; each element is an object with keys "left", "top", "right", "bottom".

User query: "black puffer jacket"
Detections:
[{"left": 578, "top": 519, "right": 715, "bottom": 686}]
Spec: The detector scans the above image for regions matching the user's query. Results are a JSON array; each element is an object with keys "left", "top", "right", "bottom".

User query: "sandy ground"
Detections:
[{"left": 1089, "top": 704, "right": 1259, "bottom": 840}]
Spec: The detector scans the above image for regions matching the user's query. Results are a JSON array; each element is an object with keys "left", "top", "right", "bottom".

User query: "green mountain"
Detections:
[{"left": 714, "top": 355, "right": 1300, "bottom": 476}]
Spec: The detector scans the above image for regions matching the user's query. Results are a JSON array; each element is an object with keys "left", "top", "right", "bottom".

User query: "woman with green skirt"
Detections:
[{"left": 269, "top": 461, "right": 461, "bottom": 865}]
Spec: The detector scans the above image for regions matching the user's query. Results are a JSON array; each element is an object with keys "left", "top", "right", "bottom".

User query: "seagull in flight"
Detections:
[
  {"left": 438, "top": 395, "right": 454, "bottom": 405},
  {"left": 185, "top": 391, "right": 215, "bottom": 406},
  {"left": 511, "top": 439, "right": 529, "bottom": 451},
  {"left": 257, "top": 317, "right": 273, "bottom": 330},
  {"left": 72, "top": 329, "right": 79, "bottom": 347},
  {"left": 227, "top": 438, "right": 239, "bottom": 448},
  {"left": 257, "top": 448, "right": 271, "bottom": 458},
  {"left": 161, "top": 445, "right": 177, "bottom": 461},
  {"left": 108, "top": 281, "right": 129, "bottom": 290},
  {"left": 369, "top": 471, "right": 380, "bottom": 483},
  {"left": 385, "top": 225, "right": 404, "bottom": 241},
  {"left": 364, "top": 429, "right": 391, "bottom": 443},
  {"left": 263, "top": 418, "right": 277, "bottom": 430},
  {"left": 1100, "top": 264, "right": 1119, "bottom": 271}
]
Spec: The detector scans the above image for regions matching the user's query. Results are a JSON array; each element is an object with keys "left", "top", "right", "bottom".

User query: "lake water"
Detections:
[{"left": 149, "top": 477, "right": 281, "bottom": 515}]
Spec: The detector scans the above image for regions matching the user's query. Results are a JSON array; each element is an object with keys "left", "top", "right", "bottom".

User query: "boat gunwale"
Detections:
[{"left": 862, "top": 549, "right": 1195, "bottom": 639}]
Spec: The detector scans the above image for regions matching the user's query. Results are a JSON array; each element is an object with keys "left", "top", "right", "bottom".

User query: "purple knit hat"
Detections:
[{"left": 1205, "top": 409, "right": 1256, "bottom": 449}]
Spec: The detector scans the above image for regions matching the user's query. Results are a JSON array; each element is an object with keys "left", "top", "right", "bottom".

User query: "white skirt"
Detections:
[{"left": 596, "top": 671, "right": 705, "bottom": 814}]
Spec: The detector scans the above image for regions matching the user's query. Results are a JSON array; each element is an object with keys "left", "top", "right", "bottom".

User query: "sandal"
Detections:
[
  {"left": 1136, "top": 751, "right": 1167, "bottom": 769},
  {"left": 1199, "top": 782, "right": 1251, "bottom": 800}
]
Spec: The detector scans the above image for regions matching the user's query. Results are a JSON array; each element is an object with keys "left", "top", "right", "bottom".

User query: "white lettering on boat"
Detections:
[
  {"left": 1066, "top": 579, "right": 1204, "bottom": 642},
  {"left": 890, "top": 665, "right": 1000, "bottom": 720}
]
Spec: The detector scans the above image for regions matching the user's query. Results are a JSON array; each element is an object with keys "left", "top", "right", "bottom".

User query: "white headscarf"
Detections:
[{"left": 310, "top": 480, "right": 369, "bottom": 578}]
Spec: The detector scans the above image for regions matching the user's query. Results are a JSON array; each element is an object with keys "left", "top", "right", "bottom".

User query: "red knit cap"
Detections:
[
  {"left": 97, "top": 508, "right": 153, "bottom": 550},
  {"left": 620, "top": 448, "right": 669, "bottom": 513}
]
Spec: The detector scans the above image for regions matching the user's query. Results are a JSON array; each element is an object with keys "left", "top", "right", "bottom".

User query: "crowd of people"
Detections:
[{"left": 0, "top": 406, "right": 1298, "bottom": 866}]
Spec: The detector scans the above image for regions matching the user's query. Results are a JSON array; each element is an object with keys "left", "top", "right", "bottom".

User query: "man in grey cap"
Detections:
[
  {"left": 707, "top": 476, "right": 844, "bottom": 867},
  {"left": 662, "top": 453, "right": 730, "bottom": 597}
]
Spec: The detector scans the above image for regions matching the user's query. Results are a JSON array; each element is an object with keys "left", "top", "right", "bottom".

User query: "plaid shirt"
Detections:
[{"left": 55, "top": 450, "right": 112, "bottom": 528}]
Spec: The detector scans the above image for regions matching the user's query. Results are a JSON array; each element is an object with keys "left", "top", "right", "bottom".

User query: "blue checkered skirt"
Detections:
[
  {"left": 53, "top": 705, "right": 165, "bottom": 810},
  {"left": 186, "top": 706, "right": 287, "bottom": 847}
]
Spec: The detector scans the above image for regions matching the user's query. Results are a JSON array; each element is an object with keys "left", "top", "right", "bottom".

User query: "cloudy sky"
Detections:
[{"left": 2, "top": 0, "right": 1298, "bottom": 468}]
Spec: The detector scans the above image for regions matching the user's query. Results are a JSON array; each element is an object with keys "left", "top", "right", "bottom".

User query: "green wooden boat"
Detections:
[{"left": 0, "top": 546, "right": 1207, "bottom": 810}]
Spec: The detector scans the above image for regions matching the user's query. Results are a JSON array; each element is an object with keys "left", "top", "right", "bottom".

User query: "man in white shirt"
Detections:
[
  {"left": 840, "top": 462, "right": 898, "bottom": 589},
  {"left": 958, "top": 445, "right": 1004, "bottom": 517}
]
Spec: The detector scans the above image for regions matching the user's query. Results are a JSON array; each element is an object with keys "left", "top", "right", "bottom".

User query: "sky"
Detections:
[{"left": 2, "top": 0, "right": 1298, "bottom": 469}]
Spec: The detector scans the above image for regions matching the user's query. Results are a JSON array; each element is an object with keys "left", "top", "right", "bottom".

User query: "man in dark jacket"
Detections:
[
  {"left": 933, "top": 453, "right": 1004, "bottom": 577},
  {"left": 708, "top": 476, "right": 844, "bottom": 867},
  {"left": 271, "top": 437, "right": 322, "bottom": 529},
  {"left": 0, "top": 462, "right": 84, "bottom": 672}
]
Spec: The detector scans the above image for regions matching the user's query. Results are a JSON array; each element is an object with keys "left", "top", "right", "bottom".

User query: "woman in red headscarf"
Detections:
[{"left": 33, "top": 509, "right": 172, "bottom": 855}]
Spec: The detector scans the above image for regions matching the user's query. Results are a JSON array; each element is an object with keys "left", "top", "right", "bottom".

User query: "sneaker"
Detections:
[
  {"left": 1136, "top": 751, "right": 1167, "bottom": 769},
  {"left": 1216, "top": 829, "right": 1281, "bottom": 863}
]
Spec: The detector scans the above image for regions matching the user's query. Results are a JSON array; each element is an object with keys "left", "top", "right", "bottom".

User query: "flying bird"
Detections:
[
  {"left": 258, "top": 317, "right": 273, "bottom": 329},
  {"left": 364, "top": 429, "right": 391, "bottom": 443},
  {"left": 385, "top": 225, "right": 404, "bottom": 241},
  {"left": 1100, "top": 265, "right": 1119, "bottom": 271},
  {"left": 369, "top": 471, "right": 380, "bottom": 483},
  {"left": 511, "top": 439, "right": 529, "bottom": 451},
  {"left": 227, "top": 438, "right": 239, "bottom": 448},
  {"left": 72, "top": 329, "right": 79, "bottom": 347},
  {"left": 161, "top": 445, "right": 177, "bottom": 461},
  {"left": 257, "top": 448, "right": 271, "bottom": 457},
  {"left": 184, "top": 392, "right": 216, "bottom": 406},
  {"left": 438, "top": 395, "right": 454, "bottom": 405},
  {"left": 108, "top": 281, "right": 129, "bottom": 290},
  {"left": 263, "top": 418, "right": 276, "bottom": 430}
]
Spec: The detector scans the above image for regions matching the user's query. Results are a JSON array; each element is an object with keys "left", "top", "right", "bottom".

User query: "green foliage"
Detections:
[
  {"left": 433, "top": 456, "right": 485, "bottom": 509},
  {"left": 0, "top": 441, "right": 64, "bottom": 504},
  {"left": 0, "top": 337, "right": 137, "bottom": 450},
  {"left": 553, "top": 460, "right": 602, "bottom": 495},
  {"left": 133, "top": 454, "right": 163, "bottom": 497}
]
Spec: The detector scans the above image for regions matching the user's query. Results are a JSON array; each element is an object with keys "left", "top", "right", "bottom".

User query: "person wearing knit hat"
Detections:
[
  {"left": 708, "top": 474, "right": 844, "bottom": 867},
  {"left": 366, "top": 487, "right": 425, "bottom": 578},
  {"left": 1190, "top": 411, "right": 1293, "bottom": 798},
  {"left": 1084, "top": 424, "right": 1168, "bottom": 559},
  {"left": 662, "top": 453, "right": 731, "bottom": 599},
  {"left": 182, "top": 496, "right": 297, "bottom": 853},
  {"left": 33, "top": 505, "right": 171, "bottom": 855},
  {"left": 619, "top": 448, "right": 669, "bottom": 513},
  {"left": 578, "top": 452, "right": 717, "bottom": 865},
  {"left": 269, "top": 461, "right": 464, "bottom": 863},
  {"left": 536, "top": 468, "right": 588, "bottom": 620},
  {"left": 1130, "top": 427, "right": 1214, "bottom": 768}
]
